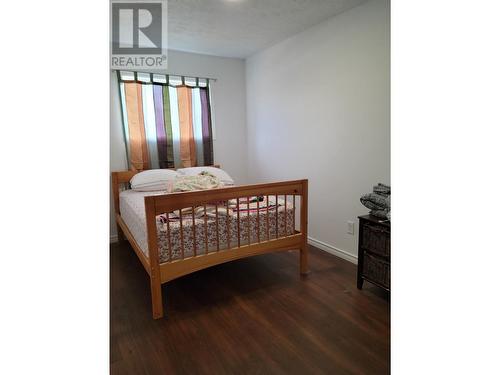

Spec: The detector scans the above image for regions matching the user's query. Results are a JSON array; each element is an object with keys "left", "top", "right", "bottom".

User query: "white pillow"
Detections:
[
  {"left": 131, "top": 181, "right": 174, "bottom": 192},
  {"left": 130, "top": 169, "right": 180, "bottom": 191},
  {"left": 176, "top": 167, "right": 235, "bottom": 185}
]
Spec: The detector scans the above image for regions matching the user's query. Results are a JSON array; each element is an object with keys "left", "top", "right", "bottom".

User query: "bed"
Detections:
[{"left": 112, "top": 167, "right": 309, "bottom": 319}]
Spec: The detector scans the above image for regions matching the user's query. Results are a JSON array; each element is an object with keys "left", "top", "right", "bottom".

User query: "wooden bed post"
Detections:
[
  {"left": 145, "top": 197, "right": 164, "bottom": 319},
  {"left": 300, "top": 179, "right": 309, "bottom": 275},
  {"left": 112, "top": 173, "right": 125, "bottom": 243}
]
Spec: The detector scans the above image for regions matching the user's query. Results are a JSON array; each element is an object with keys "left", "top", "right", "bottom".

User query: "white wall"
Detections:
[
  {"left": 245, "top": 0, "right": 390, "bottom": 261},
  {"left": 110, "top": 50, "right": 247, "bottom": 239}
]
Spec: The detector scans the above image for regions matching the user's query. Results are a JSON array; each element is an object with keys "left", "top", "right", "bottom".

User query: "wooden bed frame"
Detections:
[{"left": 112, "top": 168, "right": 309, "bottom": 319}]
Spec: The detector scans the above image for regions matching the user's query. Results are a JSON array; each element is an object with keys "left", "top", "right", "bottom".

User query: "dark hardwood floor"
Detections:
[{"left": 111, "top": 242, "right": 389, "bottom": 375}]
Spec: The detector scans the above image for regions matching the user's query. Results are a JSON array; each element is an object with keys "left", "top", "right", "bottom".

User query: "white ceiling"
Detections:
[{"left": 168, "top": 0, "right": 369, "bottom": 58}]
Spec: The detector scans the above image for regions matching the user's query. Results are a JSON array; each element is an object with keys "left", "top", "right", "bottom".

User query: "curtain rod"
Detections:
[{"left": 112, "top": 68, "right": 217, "bottom": 82}]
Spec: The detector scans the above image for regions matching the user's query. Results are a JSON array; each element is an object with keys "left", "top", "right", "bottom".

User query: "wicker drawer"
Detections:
[
  {"left": 361, "top": 224, "right": 390, "bottom": 257},
  {"left": 363, "top": 253, "right": 390, "bottom": 288}
]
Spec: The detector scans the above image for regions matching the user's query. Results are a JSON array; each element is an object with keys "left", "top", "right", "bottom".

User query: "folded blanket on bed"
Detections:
[
  {"left": 157, "top": 174, "right": 289, "bottom": 222},
  {"left": 172, "top": 173, "right": 223, "bottom": 192}
]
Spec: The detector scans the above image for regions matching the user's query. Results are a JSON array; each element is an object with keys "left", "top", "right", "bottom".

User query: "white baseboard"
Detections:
[
  {"left": 110, "top": 234, "right": 119, "bottom": 244},
  {"left": 307, "top": 236, "right": 358, "bottom": 264}
]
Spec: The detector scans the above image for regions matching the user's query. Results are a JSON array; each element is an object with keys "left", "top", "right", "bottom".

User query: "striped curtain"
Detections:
[{"left": 118, "top": 72, "right": 214, "bottom": 170}]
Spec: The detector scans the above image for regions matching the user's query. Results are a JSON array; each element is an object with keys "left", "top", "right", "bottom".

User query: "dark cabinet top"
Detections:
[{"left": 358, "top": 215, "right": 390, "bottom": 228}]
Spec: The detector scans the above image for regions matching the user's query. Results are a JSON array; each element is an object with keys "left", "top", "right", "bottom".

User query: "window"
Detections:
[{"left": 117, "top": 71, "right": 214, "bottom": 170}]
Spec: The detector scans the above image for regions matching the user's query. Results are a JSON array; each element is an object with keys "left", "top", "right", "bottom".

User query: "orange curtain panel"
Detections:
[
  {"left": 176, "top": 86, "right": 197, "bottom": 167},
  {"left": 124, "top": 82, "right": 150, "bottom": 170}
]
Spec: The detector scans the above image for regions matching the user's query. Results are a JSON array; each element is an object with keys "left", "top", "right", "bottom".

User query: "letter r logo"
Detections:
[{"left": 112, "top": 3, "right": 162, "bottom": 54}]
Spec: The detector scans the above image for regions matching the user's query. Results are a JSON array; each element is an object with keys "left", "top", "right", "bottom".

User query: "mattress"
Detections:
[{"left": 119, "top": 189, "right": 295, "bottom": 263}]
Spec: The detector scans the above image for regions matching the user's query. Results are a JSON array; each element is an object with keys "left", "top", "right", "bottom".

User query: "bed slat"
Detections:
[
  {"left": 204, "top": 205, "right": 208, "bottom": 255},
  {"left": 275, "top": 194, "right": 279, "bottom": 238},
  {"left": 237, "top": 198, "right": 241, "bottom": 247},
  {"left": 215, "top": 203, "right": 220, "bottom": 251},
  {"left": 167, "top": 212, "right": 172, "bottom": 262},
  {"left": 179, "top": 209, "right": 184, "bottom": 259},
  {"left": 266, "top": 195, "right": 270, "bottom": 241},
  {"left": 247, "top": 196, "right": 250, "bottom": 246},
  {"left": 226, "top": 201, "right": 230, "bottom": 250},
  {"left": 257, "top": 197, "right": 260, "bottom": 243},
  {"left": 284, "top": 195, "right": 287, "bottom": 236},
  {"left": 192, "top": 206, "right": 196, "bottom": 256}
]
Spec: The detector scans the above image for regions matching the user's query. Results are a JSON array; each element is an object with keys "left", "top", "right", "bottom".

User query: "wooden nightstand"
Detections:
[{"left": 357, "top": 215, "right": 390, "bottom": 291}]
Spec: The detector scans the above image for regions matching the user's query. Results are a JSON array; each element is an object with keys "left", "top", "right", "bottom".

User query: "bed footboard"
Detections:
[{"left": 112, "top": 171, "right": 308, "bottom": 319}]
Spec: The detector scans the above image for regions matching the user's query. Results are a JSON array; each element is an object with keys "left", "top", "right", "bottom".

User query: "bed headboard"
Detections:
[{"left": 111, "top": 165, "right": 221, "bottom": 215}]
